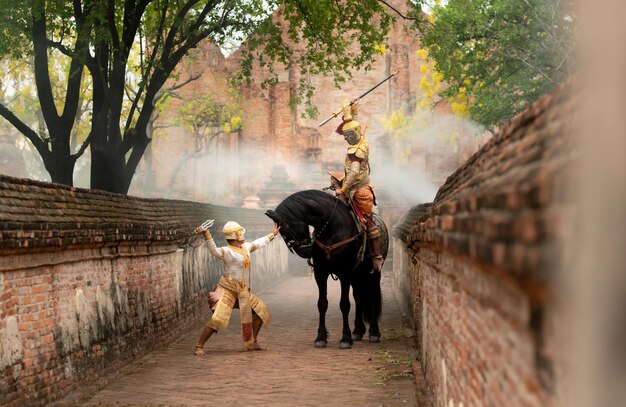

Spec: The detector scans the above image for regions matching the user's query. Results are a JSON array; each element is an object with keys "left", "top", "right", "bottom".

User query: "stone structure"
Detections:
[
  {"left": 392, "top": 80, "right": 577, "bottom": 406},
  {"left": 0, "top": 175, "right": 289, "bottom": 406},
  {"left": 257, "top": 164, "right": 297, "bottom": 208},
  {"left": 135, "top": 1, "right": 463, "bottom": 204}
]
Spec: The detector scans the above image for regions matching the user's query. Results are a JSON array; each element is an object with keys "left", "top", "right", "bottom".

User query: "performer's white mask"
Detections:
[{"left": 223, "top": 221, "right": 246, "bottom": 241}]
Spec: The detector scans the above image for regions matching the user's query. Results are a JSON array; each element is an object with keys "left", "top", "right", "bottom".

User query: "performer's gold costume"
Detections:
[{"left": 202, "top": 221, "right": 274, "bottom": 349}]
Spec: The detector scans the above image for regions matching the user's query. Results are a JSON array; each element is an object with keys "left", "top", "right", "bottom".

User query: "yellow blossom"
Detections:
[
  {"left": 416, "top": 49, "right": 429, "bottom": 60},
  {"left": 451, "top": 101, "right": 469, "bottom": 117},
  {"left": 419, "top": 76, "right": 432, "bottom": 91},
  {"left": 230, "top": 116, "right": 243, "bottom": 130}
]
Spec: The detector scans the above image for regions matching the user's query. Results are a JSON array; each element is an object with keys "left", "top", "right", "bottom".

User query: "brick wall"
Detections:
[
  {"left": 0, "top": 175, "right": 289, "bottom": 407},
  {"left": 392, "top": 80, "right": 577, "bottom": 406}
]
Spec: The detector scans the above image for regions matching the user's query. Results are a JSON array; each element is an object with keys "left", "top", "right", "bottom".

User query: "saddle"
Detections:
[
  {"left": 327, "top": 172, "right": 369, "bottom": 265},
  {"left": 328, "top": 171, "right": 377, "bottom": 220}
]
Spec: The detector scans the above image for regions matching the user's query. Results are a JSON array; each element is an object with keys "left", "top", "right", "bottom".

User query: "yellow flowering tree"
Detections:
[
  {"left": 413, "top": 0, "right": 574, "bottom": 127},
  {"left": 381, "top": 44, "right": 477, "bottom": 167}
]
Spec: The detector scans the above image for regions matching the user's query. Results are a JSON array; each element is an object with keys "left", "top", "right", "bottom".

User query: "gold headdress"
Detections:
[
  {"left": 223, "top": 221, "right": 246, "bottom": 241},
  {"left": 338, "top": 99, "right": 361, "bottom": 135}
]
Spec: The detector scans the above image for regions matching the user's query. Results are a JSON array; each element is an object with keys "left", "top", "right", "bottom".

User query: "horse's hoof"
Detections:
[
  {"left": 369, "top": 335, "right": 381, "bottom": 343},
  {"left": 352, "top": 334, "right": 363, "bottom": 341},
  {"left": 339, "top": 341, "right": 352, "bottom": 349},
  {"left": 314, "top": 340, "right": 328, "bottom": 348}
]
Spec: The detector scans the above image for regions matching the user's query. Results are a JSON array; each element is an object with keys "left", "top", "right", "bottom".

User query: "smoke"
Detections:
[
  {"left": 129, "top": 95, "right": 488, "bottom": 215},
  {"left": 368, "top": 104, "right": 487, "bottom": 207}
]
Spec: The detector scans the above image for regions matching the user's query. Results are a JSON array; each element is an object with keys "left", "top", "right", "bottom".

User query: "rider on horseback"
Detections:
[{"left": 333, "top": 99, "right": 384, "bottom": 273}]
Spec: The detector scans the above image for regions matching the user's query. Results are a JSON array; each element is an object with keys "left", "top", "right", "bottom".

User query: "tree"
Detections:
[
  {"left": 0, "top": 1, "right": 91, "bottom": 185},
  {"left": 0, "top": 0, "right": 398, "bottom": 194},
  {"left": 410, "top": 0, "right": 576, "bottom": 128},
  {"left": 164, "top": 93, "right": 243, "bottom": 196}
]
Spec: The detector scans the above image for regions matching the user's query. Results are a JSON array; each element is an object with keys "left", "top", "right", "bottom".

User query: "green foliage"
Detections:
[
  {"left": 412, "top": 0, "right": 575, "bottom": 127},
  {"left": 236, "top": 0, "right": 395, "bottom": 114},
  {"left": 178, "top": 94, "right": 243, "bottom": 137},
  {"left": 0, "top": 0, "right": 398, "bottom": 192}
]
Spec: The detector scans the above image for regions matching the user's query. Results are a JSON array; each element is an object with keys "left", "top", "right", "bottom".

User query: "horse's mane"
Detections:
[{"left": 275, "top": 190, "right": 336, "bottom": 220}]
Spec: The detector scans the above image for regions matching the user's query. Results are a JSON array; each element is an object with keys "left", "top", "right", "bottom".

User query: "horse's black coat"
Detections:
[{"left": 266, "top": 190, "right": 388, "bottom": 348}]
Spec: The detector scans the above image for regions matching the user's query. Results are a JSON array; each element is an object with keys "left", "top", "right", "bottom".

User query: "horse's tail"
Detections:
[{"left": 360, "top": 272, "right": 382, "bottom": 323}]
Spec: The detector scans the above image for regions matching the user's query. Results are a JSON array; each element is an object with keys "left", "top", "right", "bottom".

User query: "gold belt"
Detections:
[{"left": 223, "top": 274, "right": 247, "bottom": 289}]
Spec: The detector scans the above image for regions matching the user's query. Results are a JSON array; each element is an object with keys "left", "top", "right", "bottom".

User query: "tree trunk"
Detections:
[
  {"left": 44, "top": 154, "right": 76, "bottom": 185},
  {"left": 89, "top": 124, "right": 151, "bottom": 195},
  {"left": 90, "top": 148, "right": 126, "bottom": 193},
  {"left": 29, "top": 3, "right": 85, "bottom": 187}
]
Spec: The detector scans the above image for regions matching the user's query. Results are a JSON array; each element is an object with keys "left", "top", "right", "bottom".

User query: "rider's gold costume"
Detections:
[{"left": 334, "top": 101, "right": 383, "bottom": 270}]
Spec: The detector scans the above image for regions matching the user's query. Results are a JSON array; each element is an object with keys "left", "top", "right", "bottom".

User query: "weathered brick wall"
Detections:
[
  {"left": 392, "top": 81, "right": 577, "bottom": 406},
  {"left": 0, "top": 175, "right": 288, "bottom": 407}
]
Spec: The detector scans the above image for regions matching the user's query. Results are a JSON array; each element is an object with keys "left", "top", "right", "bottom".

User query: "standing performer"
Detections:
[
  {"left": 333, "top": 99, "right": 384, "bottom": 273},
  {"left": 192, "top": 220, "right": 280, "bottom": 355}
]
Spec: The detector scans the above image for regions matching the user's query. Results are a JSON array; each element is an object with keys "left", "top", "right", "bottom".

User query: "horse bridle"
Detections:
[
  {"left": 281, "top": 197, "right": 361, "bottom": 260},
  {"left": 279, "top": 220, "right": 313, "bottom": 254}
]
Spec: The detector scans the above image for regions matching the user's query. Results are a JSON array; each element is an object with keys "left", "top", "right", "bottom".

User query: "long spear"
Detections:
[{"left": 317, "top": 70, "right": 399, "bottom": 127}]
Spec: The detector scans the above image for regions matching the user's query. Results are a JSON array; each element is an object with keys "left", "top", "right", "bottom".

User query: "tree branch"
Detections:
[
  {"left": 70, "top": 130, "right": 93, "bottom": 159},
  {"left": 123, "top": 0, "right": 169, "bottom": 134},
  {"left": 377, "top": 0, "right": 416, "bottom": 20},
  {"left": 153, "top": 123, "right": 175, "bottom": 131},
  {"left": 121, "top": 0, "right": 151, "bottom": 58},
  {"left": 182, "top": 0, "right": 220, "bottom": 43},
  {"left": 0, "top": 102, "right": 49, "bottom": 157},
  {"left": 32, "top": 3, "right": 61, "bottom": 130},
  {"left": 107, "top": 0, "right": 121, "bottom": 49},
  {"left": 161, "top": 0, "right": 202, "bottom": 64},
  {"left": 47, "top": 40, "right": 73, "bottom": 57},
  {"left": 168, "top": 65, "right": 205, "bottom": 92}
]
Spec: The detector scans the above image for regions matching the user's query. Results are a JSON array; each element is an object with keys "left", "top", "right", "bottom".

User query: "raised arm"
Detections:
[
  {"left": 247, "top": 223, "right": 280, "bottom": 253},
  {"left": 194, "top": 226, "right": 225, "bottom": 259}
]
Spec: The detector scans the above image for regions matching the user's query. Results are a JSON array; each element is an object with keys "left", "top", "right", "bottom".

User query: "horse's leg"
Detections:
[
  {"left": 351, "top": 283, "right": 366, "bottom": 341},
  {"left": 339, "top": 277, "right": 353, "bottom": 349},
  {"left": 368, "top": 318, "right": 381, "bottom": 343},
  {"left": 314, "top": 269, "right": 329, "bottom": 348},
  {"left": 367, "top": 271, "right": 382, "bottom": 343}
]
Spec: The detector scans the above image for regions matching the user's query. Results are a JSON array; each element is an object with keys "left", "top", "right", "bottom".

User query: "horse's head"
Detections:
[{"left": 265, "top": 209, "right": 313, "bottom": 258}]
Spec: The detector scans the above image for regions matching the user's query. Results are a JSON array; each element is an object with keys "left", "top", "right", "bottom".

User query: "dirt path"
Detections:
[{"left": 56, "top": 273, "right": 419, "bottom": 407}]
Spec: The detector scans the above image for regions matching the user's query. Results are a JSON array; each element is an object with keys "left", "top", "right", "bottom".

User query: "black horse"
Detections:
[{"left": 266, "top": 190, "right": 388, "bottom": 349}]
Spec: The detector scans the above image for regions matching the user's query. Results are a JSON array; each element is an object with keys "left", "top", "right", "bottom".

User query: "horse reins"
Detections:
[
  {"left": 278, "top": 195, "right": 362, "bottom": 264},
  {"left": 314, "top": 197, "right": 339, "bottom": 237},
  {"left": 313, "top": 197, "right": 362, "bottom": 260},
  {"left": 315, "top": 233, "right": 362, "bottom": 260}
]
